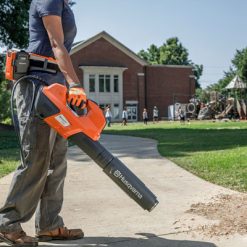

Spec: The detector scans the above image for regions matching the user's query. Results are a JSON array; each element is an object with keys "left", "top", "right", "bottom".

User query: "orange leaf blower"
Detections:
[
  {"left": 35, "top": 83, "right": 159, "bottom": 211},
  {"left": 6, "top": 50, "right": 158, "bottom": 211}
]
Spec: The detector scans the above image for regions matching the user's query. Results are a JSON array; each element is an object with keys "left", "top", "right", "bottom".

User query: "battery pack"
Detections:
[{"left": 5, "top": 50, "right": 30, "bottom": 80}]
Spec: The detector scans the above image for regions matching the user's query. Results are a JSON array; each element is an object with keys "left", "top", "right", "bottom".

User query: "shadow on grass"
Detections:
[
  {"left": 2, "top": 127, "right": 247, "bottom": 160},
  {"left": 0, "top": 131, "right": 18, "bottom": 150},
  {"left": 104, "top": 128, "right": 247, "bottom": 158},
  {"left": 0, "top": 131, "right": 19, "bottom": 177}
]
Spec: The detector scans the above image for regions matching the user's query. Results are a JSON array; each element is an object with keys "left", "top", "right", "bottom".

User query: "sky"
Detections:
[
  {"left": 1, "top": 0, "right": 246, "bottom": 88},
  {"left": 71, "top": 0, "right": 247, "bottom": 88}
]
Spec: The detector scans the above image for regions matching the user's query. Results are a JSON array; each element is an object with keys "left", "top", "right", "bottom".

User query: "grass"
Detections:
[
  {"left": 0, "top": 121, "right": 247, "bottom": 192},
  {"left": 0, "top": 130, "right": 74, "bottom": 178},
  {"left": 104, "top": 120, "right": 247, "bottom": 192},
  {"left": 0, "top": 131, "right": 19, "bottom": 178}
]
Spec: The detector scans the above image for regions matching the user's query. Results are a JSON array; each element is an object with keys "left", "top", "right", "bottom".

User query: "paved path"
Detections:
[{"left": 0, "top": 134, "right": 246, "bottom": 247}]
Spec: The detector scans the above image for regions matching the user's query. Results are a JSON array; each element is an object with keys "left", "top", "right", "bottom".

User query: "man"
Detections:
[{"left": 0, "top": 0, "right": 85, "bottom": 246}]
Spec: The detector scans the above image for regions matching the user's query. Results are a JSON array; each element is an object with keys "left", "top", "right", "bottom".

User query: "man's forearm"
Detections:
[{"left": 52, "top": 45, "right": 80, "bottom": 84}]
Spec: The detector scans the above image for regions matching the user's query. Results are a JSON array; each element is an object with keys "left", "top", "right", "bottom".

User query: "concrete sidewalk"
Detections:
[{"left": 0, "top": 134, "right": 246, "bottom": 247}]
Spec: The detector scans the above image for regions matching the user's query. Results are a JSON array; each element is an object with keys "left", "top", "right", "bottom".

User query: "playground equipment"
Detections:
[
  {"left": 170, "top": 77, "right": 247, "bottom": 120},
  {"left": 198, "top": 100, "right": 217, "bottom": 120},
  {"left": 215, "top": 98, "right": 234, "bottom": 119},
  {"left": 242, "top": 99, "right": 246, "bottom": 116},
  {"left": 224, "top": 75, "right": 247, "bottom": 120},
  {"left": 198, "top": 96, "right": 246, "bottom": 120},
  {"left": 170, "top": 97, "right": 201, "bottom": 120}
]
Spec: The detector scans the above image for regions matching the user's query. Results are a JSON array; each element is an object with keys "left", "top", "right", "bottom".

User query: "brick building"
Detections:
[{"left": 70, "top": 31, "right": 195, "bottom": 121}]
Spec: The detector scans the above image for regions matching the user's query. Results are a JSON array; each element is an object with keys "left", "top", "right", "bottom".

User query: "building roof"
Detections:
[
  {"left": 70, "top": 31, "right": 148, "bottom": 66},
  {"left": 148, "top": 64, "right": 193, "bottom": 69}
]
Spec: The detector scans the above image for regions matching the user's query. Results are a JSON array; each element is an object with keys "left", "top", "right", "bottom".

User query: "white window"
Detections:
[
  {"left": 81, "top": 66, "right": 127, "bottom": 120},
  {"left": 105, "top": 75, "right": 110, "bottom": 92},
  {"left": 89, "top": 74, "right": 95, "bottom": 92},
  {"left": 114, "top": 75, "right": 119, "bottom": 92},
  {"left": 99, "top": 74, "right": 104, "bottom": 92},
  {"left": 99, "top": 74, "right": 111, "bottom": 92}
]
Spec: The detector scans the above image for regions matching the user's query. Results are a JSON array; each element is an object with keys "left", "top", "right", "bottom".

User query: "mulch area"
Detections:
[{"left": 187, "top": 194, "right": 247, "bottom": 236}]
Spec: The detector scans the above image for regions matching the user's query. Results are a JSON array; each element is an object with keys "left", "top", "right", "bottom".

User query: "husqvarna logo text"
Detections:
[
  {"left": 114, "top": 170, "right": 121, "bottom": 178},
  {"left": 113, "top": 170, "right": 143, "bottom": 199}
]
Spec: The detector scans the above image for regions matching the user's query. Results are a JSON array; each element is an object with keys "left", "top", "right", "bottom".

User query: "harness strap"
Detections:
[{"left": 29, "top": 59, "right": 61, "bottom": 73}]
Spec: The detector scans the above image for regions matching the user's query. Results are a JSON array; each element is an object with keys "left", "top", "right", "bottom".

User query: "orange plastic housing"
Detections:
[
  {"left": 5, "top": 50, "right": 58, "bottom": 81},
  {"left": 5, "top": 50, "right": 16, "bottom": 80},
  {"left": 42, "top": 83, "right": 106, "bottom": 141}
]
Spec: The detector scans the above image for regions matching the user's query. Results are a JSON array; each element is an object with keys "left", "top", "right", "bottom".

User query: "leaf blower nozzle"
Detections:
[
  {"left": 35, "top": 83, "right": 159, "bottom": 211},
  {"left": 69, "top": 133, "right": 159, "bottom": 211}
]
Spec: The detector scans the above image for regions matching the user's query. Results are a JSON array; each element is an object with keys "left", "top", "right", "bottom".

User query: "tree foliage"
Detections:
[
  {"left": 0, "top": 0, "right": 30, "bottom": 49},
  {"left": 0, "top": 0, "right": 76, "bottom": 48},
  {"left": 159, "top": 37, "right": 189, "bottom": 65},
  {"left": 0, "top": 80, "right": 11, "bottom": 124},
  {"left": 192, "top": 63, "right": 203, "bottom": 89},
  {"left": 232, "top": 48, "right": 247, "bottom": 82},
  {"left": 0, "top": 54, "right": 11, "bottom": 123},
  {"left": 209, "top": 69, "right": 235, "bottom": 92},
  {"left": 207, "top": 48, "right": 247, "bottom": 92},
  {"left": 138, "top": 37, "right": 203, "bottom": 88},
  {"left": 0, "top": 0, "right": 75, "bottom": 123},
  {"left": 195, "top": 88, "right": 210, "bottom": 103}
]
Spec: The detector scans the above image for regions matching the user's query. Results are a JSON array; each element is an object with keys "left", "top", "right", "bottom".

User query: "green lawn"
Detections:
[
  {"left": 1, "top": 121, "right": 247, "bottom": 192},
  {"left": 104, "top": 121, "right": 247, "bottom": 192},
  {"left": 0, "top": 131, "right": 19, "bottom": 178}
]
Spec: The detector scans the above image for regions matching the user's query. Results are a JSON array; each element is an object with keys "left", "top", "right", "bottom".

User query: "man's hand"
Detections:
[{"left": 67, "top": 83, "right": 87, "bottom": 109}]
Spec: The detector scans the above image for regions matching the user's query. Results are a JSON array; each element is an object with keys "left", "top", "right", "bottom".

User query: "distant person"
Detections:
[
  {"left": 143, "top": 108, "right": 148, "bottom": 125},
  {"left": 122, "top": 107, "right": 128, "bottom": 126},
  {"left": 153, "top": 106, "right": 159, "bottom": 123},
  {"left": 178, "top": 106, "right": 185, "bottom": 123},
  {"left": 105, "top": 105, "right": 112, "bottom": 127}
]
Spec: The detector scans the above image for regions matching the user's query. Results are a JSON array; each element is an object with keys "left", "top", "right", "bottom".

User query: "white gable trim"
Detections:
[
  {"left": 70, "top": 31, "right": 148, "bottom": 66},
  {"left": 79, "top": 66, "right": 127, "bottom": 73}
]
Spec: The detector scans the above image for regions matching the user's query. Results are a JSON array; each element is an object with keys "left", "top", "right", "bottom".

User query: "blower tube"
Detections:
[{"left": 69, "top": 133, "right": 159, "bottom": 212}]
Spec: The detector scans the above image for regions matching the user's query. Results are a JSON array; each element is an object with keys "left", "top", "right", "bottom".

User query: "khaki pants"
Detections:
[{"left": 0, "top": 77, "right": 67, "bottom": 233}]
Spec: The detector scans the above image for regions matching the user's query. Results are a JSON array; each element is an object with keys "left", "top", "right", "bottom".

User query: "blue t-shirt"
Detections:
[
  {"left": 28, "top": 0, "right": 77, "bottom": 57},
  {"left": 27, "top": 0, "right": 77, "bottom": 84}
]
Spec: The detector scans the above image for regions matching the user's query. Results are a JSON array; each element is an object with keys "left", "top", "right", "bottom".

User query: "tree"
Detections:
[
  {"left": 138, "top": 44, "right": 160, "bottom": 65},
  {"left": 138, "top": 37, "right": 190, "bottom": 65},
  {"left": 192, "top": 63, "right": 203, "bottom": 89},
  {"left": 0, "top": 0, "right": 30, "bottom": 49},
  {"left": 0, "top": 54, "right": 11, "bottom": 124},
  {"left": 213, "top": 69, "right": 235, "bottom": 91},
  {"left": 0, "top": 0, "right": 76, "bottom": 124},
  {"left": 159, "top": 37, "right": 190, "bottom": 65},
  {"left": 195, "top": 88, "right": 210, "bottom": 103},
  {"left": 231, "top": 48, "right": 247, "bottom": 82},
  {"left": 138, "top": 37, "right": 203, "bottom": 88},
  {"left": 211, "top": 48, "right": 247, "bottom": 92},
  {"left": 0, "top": 0, "right": 76, "bottom": 48}
]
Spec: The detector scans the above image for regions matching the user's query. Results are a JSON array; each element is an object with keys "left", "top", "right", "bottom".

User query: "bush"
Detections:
[{"left": 0, "top": 79, "right": 12, "bottom": 124}]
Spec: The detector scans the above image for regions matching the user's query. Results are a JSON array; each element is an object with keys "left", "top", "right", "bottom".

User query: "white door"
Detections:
[{"left": 127, "top": 106, "right": 137, "bottom": 121}]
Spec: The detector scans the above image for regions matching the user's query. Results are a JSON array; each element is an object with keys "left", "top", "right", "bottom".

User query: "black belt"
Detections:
[{"left": 29, "top": 59, "right": 61, "bottom": 73}]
